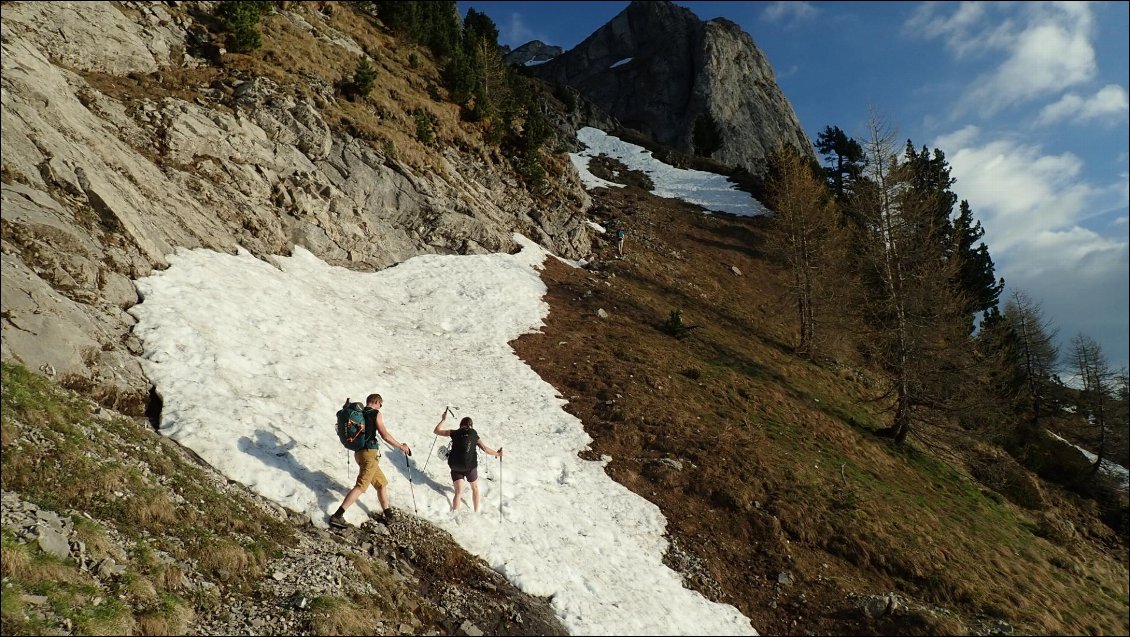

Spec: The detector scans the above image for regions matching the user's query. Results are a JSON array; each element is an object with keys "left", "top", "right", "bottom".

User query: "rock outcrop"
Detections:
[
  {"left": 503, "top": 40, "right": 564, "bottom": 67},
  {"left": 528, "top": 0, "right": 814, "bottom": 176},
  {"left": 0, "top": 1, "right": 593, "bottom": 413}
]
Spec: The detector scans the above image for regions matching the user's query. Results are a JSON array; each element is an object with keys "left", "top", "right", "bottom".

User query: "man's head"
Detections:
[
  {"left": 366, "top": 393, "right": 383, "bottom": 408},
  {"left": 459, "top": 416, "right": 473, "bottom": 429}
]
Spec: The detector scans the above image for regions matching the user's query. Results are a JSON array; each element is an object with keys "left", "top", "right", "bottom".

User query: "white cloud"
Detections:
[
  {"left": 932, "top": 127, "right": 1129, "bottom": 368},
  {"left": 905, "top": 2, "right": 988, "bottom": 57},
  {"left": 501, "top": 12, "right": 542, "bottom": 48},
  {"left": 1037, "top": 84, "right": 1130, "bottom": 126},
  {"left": 1004, "top": 230, "right": 1128, "bottom": 371},
  {"left": 933, "top": 127, "right": 1095, "bottom": 251},
  {"left": 761, "top": 1, "right": 817, "bottom": 25},
  {"left": 909, "top": 3, "right": 1098, "bottom": 116}
]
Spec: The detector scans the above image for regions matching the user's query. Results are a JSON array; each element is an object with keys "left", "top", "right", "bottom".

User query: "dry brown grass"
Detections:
[
  {"left": 73, "top": 519, "right": 124, "bottom": 564},
  {"left": 122, "top": 574, "right": 159, "bottom": 605},
  {"left": 76, "top": 608, "right": 137, "bottom": 636},
  {"left": 308, "top": 596, "right": 373, "bottom": 636},
  {"left": 153, "top": 562, "right": 188, "bottom": 592},
  {"left": 195, "top": 538, "right": 265, "bottom": 584},
  {"left": 0, "top": 419, "right": 18, "bottom": 447},
  {"left": 512, "top": 186, "right": 1130, "bottom": 635},
  {"left": 0, "top": 540, "right": 33, "bottom": 580},
  {"left": 135, "top": 599, "right": 194, "bottom": 636},
  {"left": 223, "top": 3, "right": 482, "bottom": 172},
  {"left": 125, "top": 491, "right": 180, "bottom": 529}
]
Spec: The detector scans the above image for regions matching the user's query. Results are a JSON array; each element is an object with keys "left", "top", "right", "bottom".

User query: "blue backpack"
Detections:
[{"left": 335, "top": 399, "right": 368, "bottom": 451}]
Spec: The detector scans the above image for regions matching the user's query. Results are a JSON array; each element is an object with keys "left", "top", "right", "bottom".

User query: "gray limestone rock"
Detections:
[{"left": 530, "top": 0, "right": 814, "bottom": 177}]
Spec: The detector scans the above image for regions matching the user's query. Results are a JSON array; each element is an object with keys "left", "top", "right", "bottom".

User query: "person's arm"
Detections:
[
  {"left": 433, "top": 411, "right": 453, "bottom": 437},
  {"left": 376, "top": 411, "right": 411, "bottom": 455},
  {"left": 477, "top": 438, "right": 503, "bottom": 458}
]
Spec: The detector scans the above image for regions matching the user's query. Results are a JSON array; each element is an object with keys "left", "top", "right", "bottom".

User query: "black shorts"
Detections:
[{"left": 450, "top": 467, "right": 478, "bottom": 483}]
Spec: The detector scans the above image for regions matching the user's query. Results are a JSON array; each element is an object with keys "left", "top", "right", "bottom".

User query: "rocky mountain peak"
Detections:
[
  {"left": 529, "top": 0, "right": 814, "bottom": 177},
  {"left": 503, "top": 39, "right": 564, "bottom": 67}
]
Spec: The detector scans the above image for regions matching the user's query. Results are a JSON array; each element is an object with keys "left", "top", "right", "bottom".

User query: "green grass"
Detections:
[{"left": 0, "top": 361, "right": 295, "bottom": 632}]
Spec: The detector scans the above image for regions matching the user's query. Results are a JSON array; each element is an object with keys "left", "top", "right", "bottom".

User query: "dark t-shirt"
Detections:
[
  {"left": 448, "top": 428, "right": 480, "bottom": 471},
  {"left": 363, "top": 407, "right": 381, "bottom": 450}
]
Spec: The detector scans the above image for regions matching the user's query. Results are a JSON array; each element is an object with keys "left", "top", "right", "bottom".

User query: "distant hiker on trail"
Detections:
[
  {"left": 615, "top": 227, "right": 626, "bottom": 256},
  {"left": 433, "top": 411, "right": 502, "bottom": 512},
  {"left": 329, "top": 393, "right": 411, "bottom": 529}
]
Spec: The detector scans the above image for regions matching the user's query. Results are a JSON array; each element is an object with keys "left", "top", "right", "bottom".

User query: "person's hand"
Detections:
[
  {"left": 497, "top": 447, "right": 504, "bottom": 458},
  {"left": 402, "top": 444, "right": 411, "bottom": 456}
]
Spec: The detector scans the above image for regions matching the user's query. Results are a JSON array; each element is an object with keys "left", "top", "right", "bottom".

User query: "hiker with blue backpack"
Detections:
[
  {"left": 433, "top": 410, "right": 502, "bottom": 512},
  {"left": 329, "top": 393, "right": 411, "bottom": 529}
]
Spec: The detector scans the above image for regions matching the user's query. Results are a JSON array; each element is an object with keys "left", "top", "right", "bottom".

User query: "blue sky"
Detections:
[{"left": 459, "top": 1, "right": 1130, "bottom": 372}]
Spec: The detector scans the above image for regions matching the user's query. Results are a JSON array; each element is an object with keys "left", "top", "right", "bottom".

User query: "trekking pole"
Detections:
[
  {"left": 404, "top": 450, "right": 418, "bottom": 514},
  {"left": 422, "top": 436, "right": 439, "bottom": 472},
  {"left": 498, "top": 450, "right": 503, "bottom": 522},
  {"left": 422, "top": 406, "right": 456, "bottom": 473}
]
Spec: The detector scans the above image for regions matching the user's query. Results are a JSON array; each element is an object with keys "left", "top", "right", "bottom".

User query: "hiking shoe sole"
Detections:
[{"left": 328, "top": 516, "right": 349, "bottom": 529}]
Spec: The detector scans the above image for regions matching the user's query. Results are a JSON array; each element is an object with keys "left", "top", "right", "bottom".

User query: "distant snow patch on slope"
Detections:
[
  {"left": 1046, "top": 431, "right": 1129, "bottom": 490},
  {"left": 569, "top": 127, "right": 770, "bottom": 216}
]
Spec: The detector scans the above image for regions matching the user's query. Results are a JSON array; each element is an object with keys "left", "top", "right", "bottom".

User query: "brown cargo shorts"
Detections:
[{"left": 354, "top": 448, "right": 388, "bottom": 492}]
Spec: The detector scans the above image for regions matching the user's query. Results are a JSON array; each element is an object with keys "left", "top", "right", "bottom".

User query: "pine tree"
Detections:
[
  {"left": 951, "top": 200, "right": 1004, "bottom": 323},
  {"left": 350, "top": 58, "right": 377, "bottom": 98},
  {"left": 215, "top": 0, "right": 265, "bottom": 53},
  {"left": 814, "top": 125, "right": 863, "bottom": 201},
  {"left": 693, "top": 113, "right": 724, "bottom": 157},
  {"left": 901, "top": 142, "right": 1003, "bottom": 330}
]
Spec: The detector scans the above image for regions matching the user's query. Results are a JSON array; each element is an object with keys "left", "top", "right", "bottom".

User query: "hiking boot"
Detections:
[
  {"left": 382, "top": 506, "right": 397, "bottom": 522},
  {"left": 328, "top": 513, "right": 349, "bottom": 529}
]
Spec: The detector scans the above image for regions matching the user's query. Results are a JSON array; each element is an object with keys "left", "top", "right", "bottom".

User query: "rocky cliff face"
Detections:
[
  {"left": 0, "top": 1, "right": 592, "bottom": 414},
  {"left": 503, "top": 40, "right": 564, "bottom": 67},
  {"left": 528, "top": 0, "right": 814, "bottom": 176}
]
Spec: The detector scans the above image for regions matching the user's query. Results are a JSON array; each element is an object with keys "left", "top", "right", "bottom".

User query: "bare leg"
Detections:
[
  {"left": 452, "top": 479, "right": 465, "bottom": 511},
  {"left": 471, "top": 480, "right": 481, "bottom": 512},
  {"left": 376, "top": 484, "right": 390, "bottom": 511},
  {"left": 339, "top": 486, "right": 363, "bottom": 512}
]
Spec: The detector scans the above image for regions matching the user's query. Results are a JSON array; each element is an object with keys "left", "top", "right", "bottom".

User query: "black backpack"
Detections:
[
  {"left": 448, "top": 428, "right": 479, "bottom": 471},
  {"left": 335, "top": 399, "right": 368, "bottom": 451}
]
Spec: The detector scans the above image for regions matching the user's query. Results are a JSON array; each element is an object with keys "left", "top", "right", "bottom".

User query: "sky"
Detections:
[
  {"left": 128, "top": 134, "right": 764, "bottom": 635},
  {"left": 460, "top": 0, "right": 1130, "bottom": 371}
]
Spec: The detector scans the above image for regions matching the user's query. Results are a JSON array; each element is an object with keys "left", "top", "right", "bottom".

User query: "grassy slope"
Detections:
[
  {"left": 0, "top": 362, "right": 426, "bottom": 635},
  {"left": 511, "top": 182, "right": 1129, "bottom": 636}
]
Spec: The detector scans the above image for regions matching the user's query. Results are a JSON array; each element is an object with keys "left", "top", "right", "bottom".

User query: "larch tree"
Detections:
[
  {"left": 764, "top": 146, "right": 846, "bottom": 358},
  {"left": 1068, "top": 333, "right": 1116, "bottom": 480},
  {"left": 1001, "top": 290, "right": 1060, "bottom": 428},
  {"left": 849, "top": 111, "right": 968, "bottom": 445}
]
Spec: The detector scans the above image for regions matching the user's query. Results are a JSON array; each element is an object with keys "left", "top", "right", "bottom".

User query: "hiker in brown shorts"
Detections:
[{"left": 329, "top": 394, "right": 411, "bottom": 528}]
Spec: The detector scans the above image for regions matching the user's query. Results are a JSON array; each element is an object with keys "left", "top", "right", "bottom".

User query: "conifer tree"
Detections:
[
  {"left": 215, "top": 0, "right": 265, "bottom": 53},
  {"left": 850, "top": 112, "right": 968, "bottom": 445},
  {"left": 350, "top": 58, "right": 377, "bottom": 98},
  {"left": 951, "top": 200, "right": 1004, "bottom": 323},
  {"left": 765, "top": 146, "right": 845, "bottom": 358},
  {"left": 814, "top": 125, "right": 863, "bottom": 201},
  {"left": 693, "top": 113, "right": 724, "bottom": 157},
  {"left": 1000, "top": 290, "right": 1060, "bottom": 428},
  {"left": 1069, "top": 333, "right": 1116, "bottom": 480}
]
